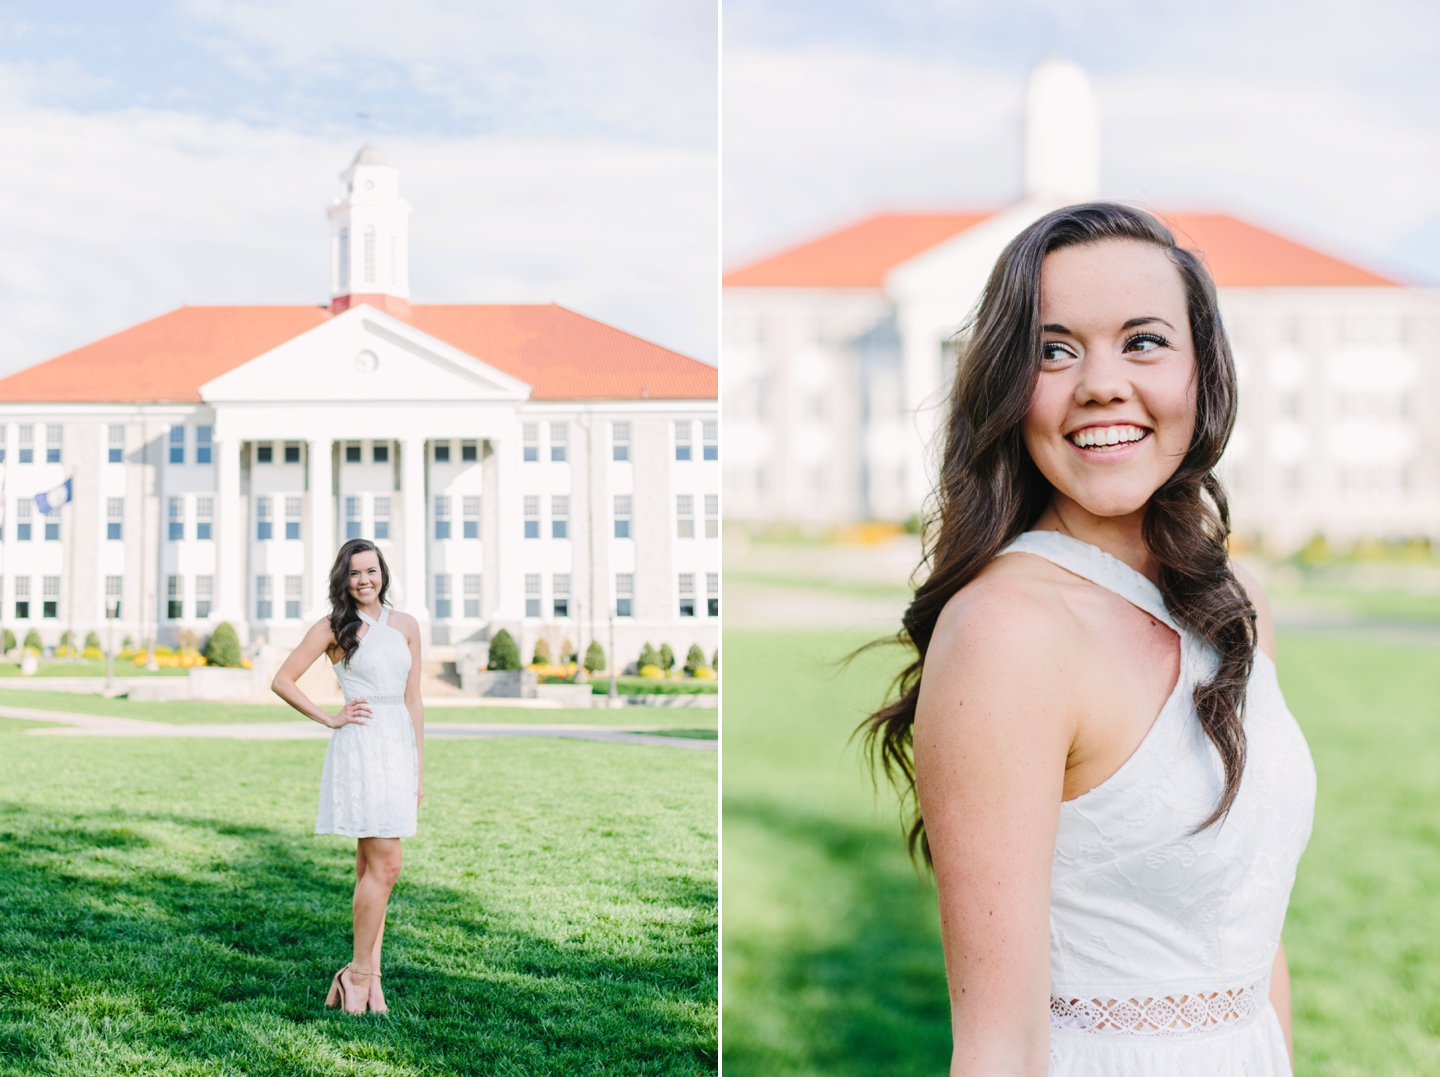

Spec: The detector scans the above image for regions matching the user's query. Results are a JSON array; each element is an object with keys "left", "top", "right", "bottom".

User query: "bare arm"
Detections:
[
  {"left": 271, "top": 617, "right": 370, "bottom": 729},
  {"left": 397, "top": 612, "right": 425, "bottom": 801},
  {"left": 1231, "top": 560, "right": 1276, "bottom": 663},
  {"left": 914, "top": 585, "right": 1076, "bottom": 1076},
  {"left": 1269, "top": 941, "right": 1293, "bottom": 1067}
]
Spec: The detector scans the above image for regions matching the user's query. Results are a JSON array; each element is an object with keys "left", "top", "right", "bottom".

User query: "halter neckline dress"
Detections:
[
  {"left": 998, "top": 530, "right": 1316, "bottom": 1076},
  {"left": 315, "top": 607, "right": 419, "bottom": 839}
]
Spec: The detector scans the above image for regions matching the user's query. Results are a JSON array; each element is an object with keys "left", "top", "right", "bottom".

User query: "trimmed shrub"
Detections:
[
  {"left": 584, "top": 640, "right": 606, "bottom": 673},
  {"left": 203, "top": 622, "right": 243, "bottom": 668},
  {"left": 638, "top": 643, "right": 658, "bottom": 671},
  {"left": 561, "top": 638, "right": 576, "bottom": 663},
  {"left": 59, "top": 630, "right": 74, "bottom": 651},
  {"left": 712, "top": 648, "right": 719, "bottom": 673},
  {"left": 84, "top": 631, "right": 101, "bottom": 652},
  {"left": 692, "top": 666, "right": 715, "bottom": 679},
  {"left": 2, "top": 628, "right": 14, "bottom": 653},
  {"left": 487, "top": 629, "right": 520, "bottom": 671},
  {"left": 531, "top": 638, "right": 552, "bottom": 667},
  {"left": 659, "top": 643, "right": 675, "bottom": 671},
  {"left": 639, "top": 664, "right": 663, "bottom": 679},
  {"left": 23, "top": 629, "right": 42, "bottom": 654},
  {"left": 684, "top": 644, "right": 706, "bottom": 676}
]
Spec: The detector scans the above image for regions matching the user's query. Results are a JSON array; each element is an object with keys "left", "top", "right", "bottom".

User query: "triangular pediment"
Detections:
[{"left": 199, "top": 305, "right": 532, "bottom": 404}]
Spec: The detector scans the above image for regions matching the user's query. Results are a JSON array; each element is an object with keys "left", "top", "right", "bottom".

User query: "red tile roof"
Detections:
[
  {"left": 724, "top": 209, "right": 1400, "bottom": 289},
  {"left": 0, "top": 303, "right": 716, "bottom": 404},
  {"left": 723, "top": 212, "right": 993, "bottom": 288}
]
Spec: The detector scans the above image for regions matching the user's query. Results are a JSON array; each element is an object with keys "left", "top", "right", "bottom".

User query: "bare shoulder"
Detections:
[
  {"left": 1229, "top": 560, "right": 1276, "bottom": 661},
  {"left": 306, "top": 615, "right": 336, "bottom": 643},
  {"left": 929, "top": 551, "right": 1082, "bottom": 661},
  {"left": 385, "top": 609, "right": 421, "bottom": 639}
]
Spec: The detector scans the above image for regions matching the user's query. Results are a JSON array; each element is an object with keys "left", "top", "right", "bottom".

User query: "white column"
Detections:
[
  {"left": 307, "top": 439, "right": 335, "bottom": 620},
  {"left": 400, "top": 438, "right": 430, "bottom": 629},
  {"left": 214, "top": 438, "right": 245, "bottom": 626}
]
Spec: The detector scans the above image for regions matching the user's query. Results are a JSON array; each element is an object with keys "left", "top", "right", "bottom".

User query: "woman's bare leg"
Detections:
[
  {"left": 343, "top": 837, "right": 401, "bottom": 1011},
  {"left": 354, "top": 848, "right": 389, "bottom": 1009}
]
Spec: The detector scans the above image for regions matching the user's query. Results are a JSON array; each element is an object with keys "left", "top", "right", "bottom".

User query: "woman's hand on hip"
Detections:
[{"left": 326, "top": 699, "right": 372, "bottom": 728}]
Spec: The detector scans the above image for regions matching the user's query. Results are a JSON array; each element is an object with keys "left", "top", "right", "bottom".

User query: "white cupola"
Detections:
[
  {"left": 1024, "top": 60, "right": 1100, "bottom": 205},
  {"left": 327, "top": 144, "right": 412, "bottom": 315}
]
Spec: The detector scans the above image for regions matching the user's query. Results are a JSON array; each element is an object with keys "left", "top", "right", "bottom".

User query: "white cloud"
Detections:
[
  {"left": 0, "top": 69, "right": 717, "bottom": 374},
  {"left": 724, "top": 44, "right": 1440, "bottom": 282}
]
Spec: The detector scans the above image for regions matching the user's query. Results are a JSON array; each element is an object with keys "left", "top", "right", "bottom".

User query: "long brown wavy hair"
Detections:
[
  {"left": 860, "top": 202, "right": 1256, "bottom": 864},
  {"left": 328, "top": 538, "right": 392, "bottom": 666}
]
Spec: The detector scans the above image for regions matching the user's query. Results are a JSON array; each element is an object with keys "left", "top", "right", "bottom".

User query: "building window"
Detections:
[
  {"left": 196, "top": 425, "right": 212, "bottom": 464},
  {"left": 346, "top": 441, "right": 362, "bottom": 463},
  {"left": 373, "top": 441, "right": 389, "bottom": 464},
  {"left": 523, "top": 423, "right": 539, "bottom": 462},
  {"left": 551, "top": 495, "right": 569, "bottom": 539},
  {"left": 678, "top": 573, "right": 695, "bottom": 617},
  {"left": 169, "top": 426, "right": 185, "bottom": 464},
  {"left": 256, "top": 496, "right": 272, "bottom": 540},
  {"left": 108, "top": 424, "right": 125, "bottom": 464},
  {"left": 196, "top": 497, "right": 213, "bottom": 540},
  {"left": 364, "top": 224, "right": 376, "bottom": 284},
  {"left": 285, "top": 575, "right": 303, "bottom": 619},
  {"left": 524, "top": 496, "right": 540, "bottom": 539},
  {"left": 703, "top": 420, "right": 718, "bottom": 461},
  {"left": 461, "top": 439, "right": 478, "bottom": 462},
  {"left": 195, "top": 575, "right": 212, "bottom": 619},
  {"left": 285, "top": 496, "right": 302, "bottom": 540},
  {"left": 553, "top": 573, "right": 570, "bottom": 618},
  {"left": 373, "top": 496, "right": 391, "bottom": 540},
  {"left": 107, "top": 498, "right": 124, "bottom": 541},
  {"left": 168, "top": 497, "right": 184, "bottom": 541},
  {"left": 550, "top": 422, "right": 568, "bottom": 462},
  {"left": 256, "top": 576, "right": 273, "bottom": 620},
  {"left": 525, "top": 573, "right": 541, "bottom": 618},
  {"left": 612, "top": 421, "right": 630, "bottom": 462},
  {"left": 44, "top": 508, "right": 59, "bottom": 542},
  {"left": 42, "top": 576, "right": 59, "bottom": 619},
  {"left": 463, "top": 574, "right": 481, "bottom": 618},
  {"left": 707, "top": 572, "right": 719, "bottom": 617},
  {"left": 46, "top": 425, "right": 62, "bottom": 464},
  {"left": 105, "top": 576, "right": 122, "bottom": 619},
  {"left": 17, "top": 499, "right": 31, "bottom": 541},
  {"left": 676, "top": 495, "right": 695, "bottom": 538},
  {"left": 18, "top": 424, "right": 33, "bottom": 464},
  {"left": 167, "top": 575, "right": 183, "bottom": 620},
  {"left": 14, "top": 576, "right": 29, "bottom": 620},
  {"left": 463, "top": 496, "right": 480, "bottom": 539},
  {"left": 675, "top": 421, "right": 692, "bottom": 461},
  {"left": 612, "top": 496, "right": 633, "bottom": 540},
  {"left": 434, "top": 575, "right": 452, "bottom": 618},
  {"left": 255, "top": 442, "right": 272, "bottom": 464},
  {"left": 616, "top": 573, "right": 634, "bottom": 618},
  {"left": 345, "top": 496, "right": 361, "bottom": 540},
  {"left": 284, "top": 441, "right": 301, "bottom": 464},
  {"left": 705, "top": 494, "right": 719, "bottom": 539},
  {"left": 434, "top": 440, "right": 451, "bottom": 464},
  {"left": 430, "top": 495, "right": 449, "bottom": 540}
]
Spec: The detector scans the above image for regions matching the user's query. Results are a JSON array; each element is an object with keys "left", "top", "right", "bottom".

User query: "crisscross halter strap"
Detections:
[{"left": 1000, "top": 530, "right": 1181, "bottom": 635}]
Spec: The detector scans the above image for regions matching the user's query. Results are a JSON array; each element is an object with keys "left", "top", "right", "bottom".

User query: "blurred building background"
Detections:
[{"left": 723, "top": 62, "right": 1440, "bottom": 554}]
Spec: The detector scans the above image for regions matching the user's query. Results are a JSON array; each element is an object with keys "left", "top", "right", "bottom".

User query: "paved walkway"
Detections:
[{"left": 1, "top": 705, "right": 715, "bottom": 749}]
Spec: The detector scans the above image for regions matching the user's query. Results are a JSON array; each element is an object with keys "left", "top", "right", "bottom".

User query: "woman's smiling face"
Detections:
[
  {"left": 347, "top": 548, "right": 383, "bottom": 604},
  {"left": 1023, "top": 238, "right": 1198, "bottom": 521}
]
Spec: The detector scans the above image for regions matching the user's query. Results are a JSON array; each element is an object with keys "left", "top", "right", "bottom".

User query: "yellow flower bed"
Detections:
[
  {"left": 639, "top": 664, "right": 664, "bottom": 679},
  {"left": 132, "top": 649, "right": 209, "bottom": 668}
]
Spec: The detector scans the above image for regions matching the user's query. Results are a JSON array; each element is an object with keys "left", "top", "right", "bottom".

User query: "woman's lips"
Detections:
[{"left": 1066, "top": 424, "right": 1150, "bottom": 452}]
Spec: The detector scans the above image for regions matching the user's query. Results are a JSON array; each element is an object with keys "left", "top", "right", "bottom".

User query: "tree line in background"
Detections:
[{"left": 486, "top": 629, "right": 717, "bottom": 679}]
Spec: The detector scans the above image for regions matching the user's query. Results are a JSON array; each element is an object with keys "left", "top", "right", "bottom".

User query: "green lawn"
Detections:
[
  {"left": 722, "top": 627, "right": 1440, "bottom": 1076},
  {"left": 0, "top": 721, "right": 717, "bottom": 1074},
  {"left": 0, "top": 659, "right": 189, "bottom": 677},
  {"left": 0, "top": 689, "right": 716, "bottom": 732}
]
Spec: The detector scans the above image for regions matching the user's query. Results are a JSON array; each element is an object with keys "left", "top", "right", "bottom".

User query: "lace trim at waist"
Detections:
[
  {"left": 1050, "top": 982, "right": 1263, "bottom": 1037},
  {"left": 345, "top": 694, "right": 407, "bottom": 706}
]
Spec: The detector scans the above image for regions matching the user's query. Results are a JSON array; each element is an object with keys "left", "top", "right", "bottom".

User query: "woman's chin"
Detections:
[{"left": 1060, "top": 488, "right": 1154, "bottom": 522}]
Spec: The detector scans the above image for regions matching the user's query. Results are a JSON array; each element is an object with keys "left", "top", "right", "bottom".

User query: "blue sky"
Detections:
[
  {"left": 724, "top": 0, "right": 1440, "bottom": 284},
  {"left": 0, "top": 1, "right": 718, "bottom": 371}
]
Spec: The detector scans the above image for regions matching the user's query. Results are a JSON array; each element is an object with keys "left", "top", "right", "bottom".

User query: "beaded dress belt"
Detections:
[
  {"left": 1050, "top": 982, "right": 1262, "bottom": 1036},
  {"left": 348, "top": 695, "right": 406, "bottom": 706}
]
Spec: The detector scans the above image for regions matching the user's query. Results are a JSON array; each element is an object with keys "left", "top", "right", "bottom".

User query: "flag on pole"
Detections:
[{"left": 35, "top": 478, "right": 72, "bottom": 516}]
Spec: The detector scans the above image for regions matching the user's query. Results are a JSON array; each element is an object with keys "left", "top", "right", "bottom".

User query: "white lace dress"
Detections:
[
  {"left": 315, "top": 607, "right": 418, "bottom": 839},
  {"left": 998, "top": 531, "right": 1316, "bottom": 1076}
]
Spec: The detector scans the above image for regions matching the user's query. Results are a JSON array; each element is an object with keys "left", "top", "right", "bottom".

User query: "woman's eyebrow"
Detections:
[
  {"left": 1121, "top": 316, "right": 1175, "bottom": 330},
  {"left": 1042, "top": 323, "right": 1071, "bottom": 334}
]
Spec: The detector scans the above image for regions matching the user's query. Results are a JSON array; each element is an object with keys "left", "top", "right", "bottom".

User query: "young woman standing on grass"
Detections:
[
  {"left": 272, "top": 538, "right": 424, "bottom": 1015},
  {"left": 862, "top": 203, "right": 1315, "bottom": 1075}
]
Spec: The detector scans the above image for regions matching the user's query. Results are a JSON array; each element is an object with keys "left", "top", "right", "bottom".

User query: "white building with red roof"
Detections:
[
  {"left": 724, "top": 62, "right": 1440, "bottom": 552},
  {"left": 0, "top": 146, "right": 718, "bottom": 676}
]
